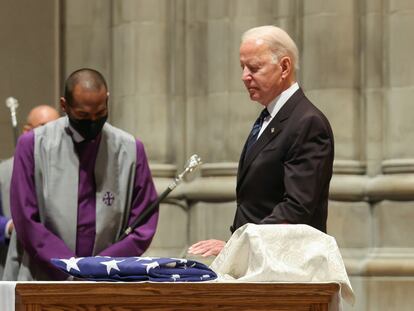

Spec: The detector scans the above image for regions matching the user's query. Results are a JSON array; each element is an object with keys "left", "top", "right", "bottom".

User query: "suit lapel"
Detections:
[
  {"left": 236, "top": 88, "right": 305, "bottom": 189},
  {"left": 237, "top": 117, "right": 282, "bottom": 187}
]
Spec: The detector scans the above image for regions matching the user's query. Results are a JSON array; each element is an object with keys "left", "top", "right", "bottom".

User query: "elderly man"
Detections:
[
  {"left": 189, "top": 25, "right": 334, "bottom": 257},
  {"left": 4, "top": 68, "right": 158, "bottom": 280},
  {"left": 0, "top": 105, "right": 59, "bottom": 278}
]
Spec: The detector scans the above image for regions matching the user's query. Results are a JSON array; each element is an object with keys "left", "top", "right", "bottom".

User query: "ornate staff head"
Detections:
[
  {"left": 177, "top": 154, "right": 202, "bottom": 181},
  {"left": 5, "top": 96, "right": 20, "bottom": 146},
  {"left": 5, "top": 96, "right": 19, "bottom": 127}
]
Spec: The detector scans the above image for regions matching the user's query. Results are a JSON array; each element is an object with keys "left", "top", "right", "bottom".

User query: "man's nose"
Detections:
[{"left": 242, "top": 67, "right": 252, "bottom": 81}]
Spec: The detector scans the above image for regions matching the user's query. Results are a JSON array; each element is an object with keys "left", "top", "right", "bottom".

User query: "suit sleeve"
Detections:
[
  {"left": 99, "top": 139, "right": 158, "bottom": 256},
  {"left": 260, "top": 114, "right": 334, "bottom": 225},
  {"left": 10, "top": 131, "right": 75, "bottom": 280},
  {"left": 0, "top": 180, "right": 7, "bottom": 245},
  {"left": 0, "top": 215, "right": 10, "bottom": 245}
]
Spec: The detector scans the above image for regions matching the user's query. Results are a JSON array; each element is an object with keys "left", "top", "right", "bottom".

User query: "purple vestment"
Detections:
[{"left": 11, "top": 130, "right": 158, "bottom": 280}]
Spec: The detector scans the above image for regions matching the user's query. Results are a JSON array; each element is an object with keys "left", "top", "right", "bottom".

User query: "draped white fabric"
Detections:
[
  {"left": 0, "top": 281, "right": 15, "bottom": 311},
  {"left": 210, "top": 224, "right": 355, "bottom": 311}
]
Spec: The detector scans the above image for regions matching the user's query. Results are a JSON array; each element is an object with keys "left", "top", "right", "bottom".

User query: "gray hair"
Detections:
[{"left": 241, "top": 25, "right": 299, "bottom": 71}]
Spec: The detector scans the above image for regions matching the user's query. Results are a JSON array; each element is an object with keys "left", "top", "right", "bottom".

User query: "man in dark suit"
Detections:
[{"left": 188, "top": 25, "right": 334, "bottom": 257}]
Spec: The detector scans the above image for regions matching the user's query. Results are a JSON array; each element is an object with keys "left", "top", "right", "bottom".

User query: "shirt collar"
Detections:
[
  {"left": 67, "top": 123, "right": 85, "bottom": 143},
  {"left": 64, "top": 116, "right": 85, "bottom": 143},
  {"left": 266, "top": 82, "right": 299, "bottom": 118}
]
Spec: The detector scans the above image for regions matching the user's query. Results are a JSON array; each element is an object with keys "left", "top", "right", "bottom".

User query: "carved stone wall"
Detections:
[{"left": 2, "top": 0, "right": 413, "bottom": 310}]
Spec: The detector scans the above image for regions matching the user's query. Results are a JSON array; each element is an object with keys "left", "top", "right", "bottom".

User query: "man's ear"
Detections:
[
  {"left": 280, "top": 56, "right": 292, "bottom": 79},
  {"left": 22, "top": 124, "right": 32, "bottom": 134},
  {"left": 60, "top": 97, "right": 67, "bottom": 113}
]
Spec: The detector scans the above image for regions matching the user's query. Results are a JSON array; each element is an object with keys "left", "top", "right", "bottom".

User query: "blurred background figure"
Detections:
[
  {"left": 0, "top": 104, "right": 60, "bottom": 278},
  {"left": 22, "top": 105, "right": 61, "bottom": 133}
]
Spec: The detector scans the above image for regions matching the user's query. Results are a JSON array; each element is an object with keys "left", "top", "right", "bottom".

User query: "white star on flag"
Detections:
[
  {"left": 171, "top": 274, "right": 180, "bottom": 281},
  {"left": 143, "top": 261, "right": 160, "bottom": 273},
  {"left": 100, "top": 259, "right": 124, "bottom": 275},
  {"left": 171, "top": 258, "right": 187, "bottom": 264},
  {"left": 60, "top": 257, "right": 82, "bottom": 272}
]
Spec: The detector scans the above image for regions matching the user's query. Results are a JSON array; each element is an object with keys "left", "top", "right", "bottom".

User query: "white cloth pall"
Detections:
[{"left": 210, "top": 224, "right": 355, "bottom": 311}]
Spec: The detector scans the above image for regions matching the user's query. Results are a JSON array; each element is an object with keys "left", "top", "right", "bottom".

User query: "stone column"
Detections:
[
  {"left": 364, "top": 2, "right": 414, "bottom": 310},
  {"left": 111, "top": 0, "right": 173, "bottom": 164},
  {"left": 382, "top": 0, "right": 414, "bottom": 173},
  {"left": 301, "top": 0, "right": 364, "bottom": 174},
  {"left": 62, "top": 0, "right": 112, "bottom": 89},
  {"left": 0, "top": 0, "right": 60, "bottom": 159},
  {"left": 110, "top": 0, "right": 190, "bottom": 257},
  {"left": 363, "top": 0, "right": 385, "bottom": 177}
]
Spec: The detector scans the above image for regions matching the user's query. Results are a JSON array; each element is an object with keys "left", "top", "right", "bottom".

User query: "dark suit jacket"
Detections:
[{"left": 231, "top": 88, "right": 334, "bottom": 233}]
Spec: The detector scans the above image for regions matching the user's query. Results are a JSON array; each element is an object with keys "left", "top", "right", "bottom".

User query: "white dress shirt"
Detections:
[{"left": 257, "top": 82, "right": 299, "bottom": 138}]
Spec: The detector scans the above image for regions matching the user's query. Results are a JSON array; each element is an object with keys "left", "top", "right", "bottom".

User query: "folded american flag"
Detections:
[{"left": 51, "top": 256, "right": 217, "bottom": 282}]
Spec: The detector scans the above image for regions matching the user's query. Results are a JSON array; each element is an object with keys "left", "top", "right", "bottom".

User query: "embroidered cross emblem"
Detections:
[{"left": 103, "top": 191, "right": 115, "bottom": 206}]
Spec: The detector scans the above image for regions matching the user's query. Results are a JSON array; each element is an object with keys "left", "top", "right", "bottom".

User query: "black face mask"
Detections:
[{"left": 68, "top": 115, "right": 107, "bottom": 141}]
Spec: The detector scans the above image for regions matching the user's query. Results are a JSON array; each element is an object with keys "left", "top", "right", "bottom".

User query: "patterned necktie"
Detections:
[{"left": 245, "top": 108, "right": 270, "bottom": 154}]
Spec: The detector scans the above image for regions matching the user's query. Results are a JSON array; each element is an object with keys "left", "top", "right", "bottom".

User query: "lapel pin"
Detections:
[{"left": 271, "top": 127, "right": 275, "bottom": 133}]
